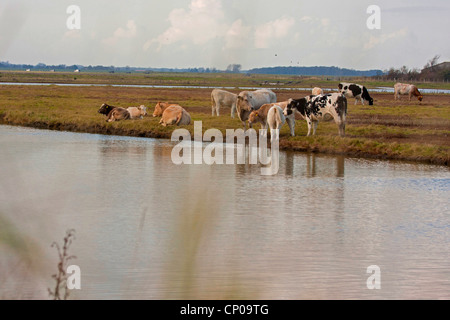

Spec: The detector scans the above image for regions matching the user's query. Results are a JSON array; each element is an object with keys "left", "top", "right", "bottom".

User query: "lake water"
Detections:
[
  {"left": 0, "top": 125, "right": 449, "bottom": 300},
  {"left": 1, "top": 82, "right": 449, "bottom": 94}
]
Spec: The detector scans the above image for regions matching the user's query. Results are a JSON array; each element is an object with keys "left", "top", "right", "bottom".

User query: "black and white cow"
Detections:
[
  {"left": 338, "top": 83, "right": 373, "bottom": 105},
  {"left": 284, "top": 93, "right": 348, "bottom": 137}
]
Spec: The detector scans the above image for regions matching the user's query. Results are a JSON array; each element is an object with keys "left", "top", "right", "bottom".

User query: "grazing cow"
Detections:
[
  {"left": 107, "top": 107, "right": 130, "bottom": 122},
  {"left": 236, "top": 89, "right": 277, "bottom": 129},
  {"left": 394, "top": 83, "right": 423, "bottom": 101},
  {"left": 127, "top": 105, "right": 148, "bottom": 119},
  {"left": 284, "top": 93, "right": 348, "bottom": 137},
  {"left": 211, "top": 89, "right": 238, "bottom": 117},
  {"left": 338, "top": 83, "right": 373, "bottom": 105},
  {"left": 312, "top": 87, "right": 323, "bottom": 96},
  {"left": 153, "top": 102, "right": 180, "bottom": 117},
  {"left": 159, "top": 105, "right": 191, "bottom": 127},
  {"left": 248, "top": 101, "right": 296, "bottom": 136}
]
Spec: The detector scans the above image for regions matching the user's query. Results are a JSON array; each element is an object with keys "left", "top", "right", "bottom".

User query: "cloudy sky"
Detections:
[{"left": 0, "top": 0, "right": 448, "bottom": 70}]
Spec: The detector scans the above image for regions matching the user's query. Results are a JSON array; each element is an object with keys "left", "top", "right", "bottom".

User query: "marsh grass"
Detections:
[
  {"left": 0, "top": 83, "right": 448, "bottom": 165},
  {"left": 48, "top": 229, "right": 76, "bottom": 300}
]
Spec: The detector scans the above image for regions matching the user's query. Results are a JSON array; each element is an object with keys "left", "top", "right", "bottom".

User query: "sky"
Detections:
[{"left": 0, "top": 0, "right": 449, "bottom": 71}]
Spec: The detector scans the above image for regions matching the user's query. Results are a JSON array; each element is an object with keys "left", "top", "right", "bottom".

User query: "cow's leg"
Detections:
[
  {"left": 312, "top": 121, "right": 319, "bottom": 135},
  {"left": 231, "top": 104, "right": 236, "bottom": 119},
  {"left": 306, "top": 119, "right": 312, "bottom": 136},
  {"left": 286, "top": 116, "right": 295, "bottom": 136}
]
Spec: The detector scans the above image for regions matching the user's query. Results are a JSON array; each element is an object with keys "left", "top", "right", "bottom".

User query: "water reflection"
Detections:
[{"left": 0, "top": 125, "right": 449, "bottom": 300}]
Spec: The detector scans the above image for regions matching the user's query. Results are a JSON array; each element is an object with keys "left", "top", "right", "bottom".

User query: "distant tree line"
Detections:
[
  {"left": 246, "top": 66, "right": 384, "bottom": 77},
  {"left": 381, "top": 55, "right": 450, "bottom": 82}
]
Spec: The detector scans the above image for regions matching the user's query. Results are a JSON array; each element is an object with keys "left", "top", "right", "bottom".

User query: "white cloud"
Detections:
[
  {"left": 254, "top": 16, "right": 295, "bottom": 49},
  {"left": 103, "top": 20, "right": 137, "bottom": 46},
  {"left": 224, "top": 19, "right": 252, "bottom": 49},
  {"left": 145, "top": 0, "right": 225, "bottom": 51},
  {"left": 63, "top": 30, "right": 82, "bottom": 40},
  {"left": 364, "top": 28, "right": 408, "bottom": 50}
]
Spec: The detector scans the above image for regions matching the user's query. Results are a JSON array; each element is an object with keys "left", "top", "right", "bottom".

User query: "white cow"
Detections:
[
  {"left": 127, "top": 105, "right": 148, "bottom": 119},
  {"left": 236, "top": 89, "right": 277, "bottom": 129},
  {"left": 211, "top": 89, "right": 238, "bottom": 117}
]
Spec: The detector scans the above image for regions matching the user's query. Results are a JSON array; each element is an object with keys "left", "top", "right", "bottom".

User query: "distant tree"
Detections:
[
  {"left": 226, "top": 64, "right": 242, "bottom": 73},
  {"left": 423, "top": 54, "right": 440, "bottom": 70}
]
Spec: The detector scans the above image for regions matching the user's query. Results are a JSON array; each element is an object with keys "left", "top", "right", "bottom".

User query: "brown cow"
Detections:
[
  {"left": 153, "top": 102, "right": 181, "bottom": 117},
  {"left": 247, "top": 101, "right": 296, "bottom": 136},
  {"left": 159, "top": 106, "right": 191, "bottom": 127},
  {"left": 107, "top": 107, "right": 131, "bottom": 122}
]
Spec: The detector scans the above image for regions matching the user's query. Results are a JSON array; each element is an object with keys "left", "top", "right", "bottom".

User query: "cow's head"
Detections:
[
  {"left": 368, "top": 97, "right": 374, "bottom": 105},
  {"left": 284, "top": 99, "right": 295, "bottom": 116},
  {"left": 418, "top": 95, "right": 423, "bottom": 102},
  {"left": 248, "top": 110, "right": 261, "bottom": 128},
  {"left": 98, "top": 103, "right": 115, "bottom": 115},
  {"left": 237, "top": 92, "right": 252, "bottom": 111},
  {"left": 284, "top": 97, "right": 309, "bottom": 117},
  {"left": 153, "top": 102, "right": 164, "bottom": 117},
  {"left": 139, "top": 105, "right": 148, "bottom": 116}
]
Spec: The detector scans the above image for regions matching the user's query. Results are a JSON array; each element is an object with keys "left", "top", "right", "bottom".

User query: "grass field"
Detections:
[{"left": 0, "top": 72, "right": 449, "bottom": 166}]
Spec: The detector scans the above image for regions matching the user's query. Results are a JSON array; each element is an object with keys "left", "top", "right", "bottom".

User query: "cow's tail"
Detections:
[{"left": 274, "top": 106, "right": 282, "bottom": 125}]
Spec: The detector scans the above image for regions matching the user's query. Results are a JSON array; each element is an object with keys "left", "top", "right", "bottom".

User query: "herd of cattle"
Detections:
[{"left": 97, "top": 82, "right": 424, "bottom": 138}]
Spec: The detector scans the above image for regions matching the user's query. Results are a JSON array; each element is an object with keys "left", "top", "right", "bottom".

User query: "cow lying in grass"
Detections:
[
  {"left": 127, "top": 105, "right": 148, "bottom": 119},
  {"left": 284, "top": 93, "right": 347, "bottom": 137},
  {"left": 98, "top": 103, "right": 130, "bottom": 122},
  {"left": 153, "top": 102, "right": 181, "bottom": 117},
  {"left": 159, "top": 105, "right": 191, "bottom": 127}
]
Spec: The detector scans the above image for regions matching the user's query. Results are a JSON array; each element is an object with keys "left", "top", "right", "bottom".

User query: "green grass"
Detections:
[{"left": 0, "top": 83, "right": 449, "bottom": 166}]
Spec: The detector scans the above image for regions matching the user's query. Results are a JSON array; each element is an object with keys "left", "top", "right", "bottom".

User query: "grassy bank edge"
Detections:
[{"left": 1, "top": 114, "right": 448, "bottom": 167}]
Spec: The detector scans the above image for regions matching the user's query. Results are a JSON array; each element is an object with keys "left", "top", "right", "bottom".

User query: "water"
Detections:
[
  {"left": 0, "top": 125, "right": 449, "bottom": 299},
  {"left": 1, "top": 82, "right": 449, "bottom": 94}
]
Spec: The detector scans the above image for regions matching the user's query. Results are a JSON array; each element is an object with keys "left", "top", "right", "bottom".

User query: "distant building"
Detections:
[{"left": 74, "top": 69, "right": 80, "bottom": 73}]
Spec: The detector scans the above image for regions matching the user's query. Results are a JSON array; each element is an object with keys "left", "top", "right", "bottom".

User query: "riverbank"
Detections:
[{"left": 0, "top": 84, "right": 449, "bottom": 166}]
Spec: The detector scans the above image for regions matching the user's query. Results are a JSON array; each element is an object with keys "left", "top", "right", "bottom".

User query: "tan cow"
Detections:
[
  {"left": 107, "top": 107, "right": 131, "bottom": 122},
  {"left": 211, "top": 89, "right": 238, "bottom": 117},
  {"left": 312, "top": 87, "right": 323, "bottom": 96},
  {"left": 394, "top": 83, "right": 423, "bottom": 101},
  {"left": 153, "top": 102, "right": 181, "bottom": 117},
  {"left": 127, "top": 105, "right": 148, "bottom": 119},
  {"left": 248, "top": 101, "right": 297, "bottom": 136},
  {"left": 159, "top": 106, "right": 191, "bottom": 127}
]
